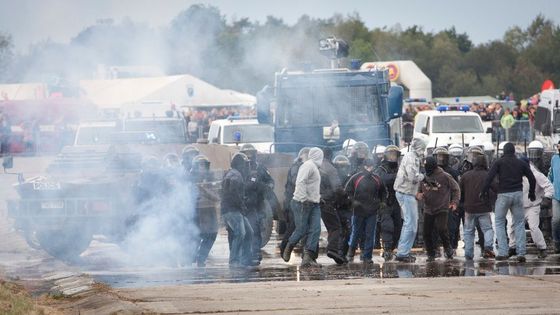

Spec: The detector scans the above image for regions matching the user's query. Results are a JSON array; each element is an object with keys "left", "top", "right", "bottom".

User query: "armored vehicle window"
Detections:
[
  {"left": 124, "top": 120, "right": 186, "bottom": 143},
  {"left": 432, "top": 116, "right": 484, "bottom": 133},
  {"left": 75, "top": 126, "right": 116, "bottom": 145},
  {"left": 278, "top": 85, "right": 380, "bottom": 126}
]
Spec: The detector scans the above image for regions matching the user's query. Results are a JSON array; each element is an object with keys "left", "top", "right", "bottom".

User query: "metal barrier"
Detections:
[{"left": 487, "top": 119, "right": 534, "bottom": 144}]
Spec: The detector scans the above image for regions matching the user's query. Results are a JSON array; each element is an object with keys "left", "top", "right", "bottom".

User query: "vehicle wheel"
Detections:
[
  {"left": 260, "top": 200, "right": 274, "bottom": 248},
  {"left": 36, "top": 229, "right": 93, "bottom": 262}
]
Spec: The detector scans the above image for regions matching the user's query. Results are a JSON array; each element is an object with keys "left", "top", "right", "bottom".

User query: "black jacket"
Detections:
[
  {"left": 344, "top": 170, "right": 385, "bottom": 217},
  {"left": 375, "top": 160, "right": 398, "bottom": 207},
  {"left": 320, "top": 159, "right": 342, "bottom": 202},
  {"left": 483, "top": 148, "right": 535, "bottom": 195},
  {"left": 221, "top": 168, "right": 246, "bottom": 214}
]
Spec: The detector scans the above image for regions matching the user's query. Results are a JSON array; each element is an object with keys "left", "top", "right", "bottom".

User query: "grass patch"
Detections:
[{"left": 0, "top": 279, "right": 44, "bottom": 315}]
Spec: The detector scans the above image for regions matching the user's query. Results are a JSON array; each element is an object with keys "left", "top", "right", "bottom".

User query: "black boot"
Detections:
[
  {"left": 327, "top": 250, "right": 346, "bottom": 265},
  {"left": 282, "top": 244, "right": 294, "bottom": 262},
  {"left": 301, "top": 250, "right": 322, "bottom": 268}
]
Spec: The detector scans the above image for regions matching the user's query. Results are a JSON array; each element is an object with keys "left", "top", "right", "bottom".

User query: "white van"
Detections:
[
  {"left": 413, "top": 105, "right": 492, "bottom": 147},
  {"left": 208, "top": 118, "right": 274, "bottom": 153}
]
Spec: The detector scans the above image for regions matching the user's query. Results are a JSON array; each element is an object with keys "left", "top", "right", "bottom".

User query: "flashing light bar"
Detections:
[{"left": 436, "top": 105, "right": 470, "bottom": 112}]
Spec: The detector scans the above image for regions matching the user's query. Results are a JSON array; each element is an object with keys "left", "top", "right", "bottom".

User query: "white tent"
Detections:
[
  {"left": 0, "top": 83, "right": 48, "bottom": 100},
  {"left": 79, "top": 74, "right": 256, "bottom": 109}
]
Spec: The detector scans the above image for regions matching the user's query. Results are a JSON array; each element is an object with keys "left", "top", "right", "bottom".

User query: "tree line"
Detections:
[{"left": 0, "top": 4, "right": 558, "bottom": 99}]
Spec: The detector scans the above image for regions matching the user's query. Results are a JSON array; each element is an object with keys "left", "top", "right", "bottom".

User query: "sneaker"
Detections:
[
  {"left": 395, "top": 255, "right": 416, "bottom": 263},
  {"left": 495, "top": 255, "right": 508, "bottom": 261},
  {"left": 482, "top": 249, "right": 496, "bottom": 259},
  {"left": 426, "top": 255, "right": 436, "bottom": 262},
  {"left": 508, "top": 248, "right": 517, "bottom": 258},
  {"left": 538, "top": 249, "right": 548, "bottom": 259},
  {"left": 517, "top": 256, "right": 526, "bottom": 263}
]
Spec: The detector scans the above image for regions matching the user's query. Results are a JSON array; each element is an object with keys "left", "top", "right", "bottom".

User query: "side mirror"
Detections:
[
  {"left": 421, "top": 126, "right": 428, "bottom": 135},
  {"left": 2, "top": 155, "right": 13, "bottom": 170},
  {"left": 256, "top": 85, "right": 273, "bottom": 124},
  {"left": 387, "top": 85, "right": 403, "bottom": 121},
  {"left": 486, "top": 127, "right": 493, "bottom": 134}
]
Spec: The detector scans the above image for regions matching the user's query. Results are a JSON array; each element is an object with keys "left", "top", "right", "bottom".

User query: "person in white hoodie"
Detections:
[
  {"left": 393, "top": 138, "right": 426, "bottom": 262},
  {"left": 282, "top": 147, "right": 323, "bottom": 268},
  {"left": 507, "top": 157, "right": 554, "bottom": 259}
]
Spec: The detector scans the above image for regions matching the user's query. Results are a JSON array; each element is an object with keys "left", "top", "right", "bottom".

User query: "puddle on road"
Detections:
[{"left": 91, "top": 258, "right": 560, "bottom": 288}]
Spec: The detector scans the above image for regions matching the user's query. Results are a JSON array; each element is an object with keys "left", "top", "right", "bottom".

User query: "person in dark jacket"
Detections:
[
  {"left": 482, "top": 142, "right": 536, "bottom": 262},
  {"left": 191, "top": 155, "right": 220, "bottom": 267},
  {"left": 332, "top": 154, "right": 353, "bottom": 257},
  {"left": 417, "top": 157, "right": 460, "bottom": 261},
  {"left": 460, "top": 155, "right": 496, "bottom": 260},
  {"left": 374, "top": 145, "right": 402, "bottom": 261},
  {"left": 240, "top": 144, "right": 275, "bottom": 265},
  {"left": 279, "top": 147, "right": 310, "bottom": 255},
  {"left": 345, "top": 159, "right": 386, "bottom": 263},
  {"left": 320, "top": 147, "right": 347, "bottom": 264},
  {"left": 221, "top": 152, "right": 254, "bottom": 267}
]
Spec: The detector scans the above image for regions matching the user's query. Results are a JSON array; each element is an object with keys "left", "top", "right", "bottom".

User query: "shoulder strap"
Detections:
[{"left": 354, "top": 175, "right": 365, "bottom": 191}]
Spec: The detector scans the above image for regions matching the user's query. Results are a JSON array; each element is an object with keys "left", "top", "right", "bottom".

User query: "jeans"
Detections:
[
  {"left": 553, "top": 199, "right": 560, "bottom": 249},
  {"left": 395, "top": 192, "right": 419, "bottom": 258},
  {"left": 423, "top": 211, "right": 451, "bottom": 257},
  {"left": 245, "top": 209, "right": 263, "bottom": 261},
  {"left": 464, "top": 212, "right": 494, "bottom": 259},
  {"left": 222, "top": 211, "right": 253, "bottom": 265},
  {"left": 348, "top": 213, "right": 377, "bottom": 259},
  {"left": 495, "top": 191, "right": 525, "bottom": 257},
  {"left": 448, "top": 207, "right": 463, "bottom": 249},
  {"left": 287, "top": 200, "right": 321, "bottom": 253},
  {"left": 507, "top": 205, "right": 547, "bottom": 250},
  {"left": 196, "top": 232, "right": 217, "bottom": 264}
]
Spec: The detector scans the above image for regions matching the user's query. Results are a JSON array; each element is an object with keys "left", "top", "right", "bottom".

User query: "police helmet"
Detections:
[
  {"left": 469, "top": 138, "right": 484, "bottom": 150},
  {"left": 192, "top": 154, "right": 211, "bottom": 171},
  {"left": 163, "top": 153, "right": 180, "bottom": 168},
  {"left": 466, "top": 146, "right": 484, "bottom": 163},
  {"left": 240, "top": 143, "right": 257, "bottom": 161},
  {"left": 181, "top": 145, "right": 200, "bottom": 167},
  {"left": 432, "top": 146, "right": 450, "bottom": 167},
  {"left": 352, "top": 141, "right": 370, "bottom": 159},
  {"left": 448, "top": 143, "right": 464, "bottom": 157},
  {"left": 527, "top": 140, "right": 544, "bottom": 164},
  {"left": 373, "top": 145, "right": 386, "bottom": 156},
  {"left": 342, "top": 139, "right": 357, "bottom": 155},
  {"left": 383, "top": 145, "right": 400, "bottom": 163},
  {"left": 497, "top": 142, "right": 510, "bottom": 157}
]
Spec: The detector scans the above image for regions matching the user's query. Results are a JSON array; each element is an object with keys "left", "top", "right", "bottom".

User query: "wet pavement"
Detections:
[{"left": 78, "top": 232, "right": 560, "bottom": 288}]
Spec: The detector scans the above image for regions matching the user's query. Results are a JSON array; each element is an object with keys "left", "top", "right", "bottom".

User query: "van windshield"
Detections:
[
  {"left": 223, "top": 124, "right": 274, "bottom": 144},
  {"left": 432, "top": 116, "right": 484, "bottom": 133}
]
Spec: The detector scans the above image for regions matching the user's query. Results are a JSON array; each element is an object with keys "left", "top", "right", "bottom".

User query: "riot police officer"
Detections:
[
  {"left": 181, "top": 145, "right": 200, "bottom": 173},
  {"left": 240, "top": 144, "right": 275, "bottom": 265},
  {"left": 374, "top": 145, "right": 402, "bottom": 261},
  {"left": 460, "top": 146, "right": 485, "bottom": 174},
  {"left": 448, "top": 143, "right": 464, "bottom": 172},
  {"left": 528, "top": 140, "right": 545, "bottom": 174},
  {"left": 191, "top": 154, "right": 220, "bottom": 267}
]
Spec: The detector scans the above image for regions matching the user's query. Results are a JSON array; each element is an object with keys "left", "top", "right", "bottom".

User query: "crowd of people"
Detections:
[
  {"left": 182, "top": 107, "right": 256, "bottom": 142},
  {"left": 202, "top": 135, "right": 560, "bottom": 268}
]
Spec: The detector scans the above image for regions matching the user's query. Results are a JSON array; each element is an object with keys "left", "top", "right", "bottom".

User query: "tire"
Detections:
[{"left": 36, "top": 228, "right": 93, "bottom": 262}]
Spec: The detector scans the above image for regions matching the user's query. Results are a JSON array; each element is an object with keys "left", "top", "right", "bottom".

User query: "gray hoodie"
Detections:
[
  {"left": 293, "top": 147, "right": 323, "bottom": 203},
  {"left": 394, "top": 138, "right": 425, "bottom": 195}
]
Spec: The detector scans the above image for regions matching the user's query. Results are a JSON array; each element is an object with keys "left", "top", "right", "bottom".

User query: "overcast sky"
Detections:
[{"left": 1, "top": 0, "right": 559, "bottom": 52}]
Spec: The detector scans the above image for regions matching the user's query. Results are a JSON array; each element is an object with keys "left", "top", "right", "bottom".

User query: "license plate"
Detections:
[
  {"left": 33, "top": 182, "right": 61, "bottom": 190},
  {"left": 41, "top": 200, "right": 64, "bottom": 209}
]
